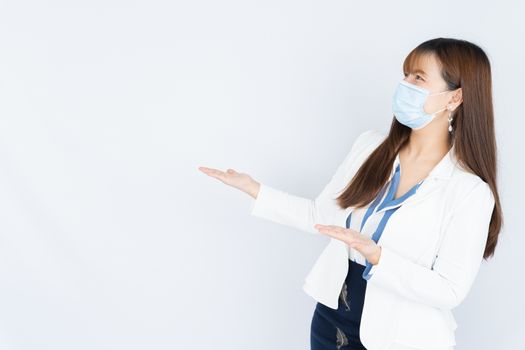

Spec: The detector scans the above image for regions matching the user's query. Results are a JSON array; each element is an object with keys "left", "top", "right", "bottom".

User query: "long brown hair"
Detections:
[{"left": 336, "top": 37, "right": 502, "bottom": 259}]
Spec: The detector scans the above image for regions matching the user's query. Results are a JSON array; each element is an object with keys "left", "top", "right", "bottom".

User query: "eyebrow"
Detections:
[{"left": 409, "top": 69, "right": 428, "bottom": 77}]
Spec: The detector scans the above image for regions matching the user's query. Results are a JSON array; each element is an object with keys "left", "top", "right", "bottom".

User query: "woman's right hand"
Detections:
[{"left": 198, "top": 166, "right": 260, "bottom": 199}]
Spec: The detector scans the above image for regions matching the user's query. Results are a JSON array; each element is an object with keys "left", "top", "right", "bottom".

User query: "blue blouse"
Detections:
[{"left": 345, "top": 161, "right": 424, "bottom": 281}]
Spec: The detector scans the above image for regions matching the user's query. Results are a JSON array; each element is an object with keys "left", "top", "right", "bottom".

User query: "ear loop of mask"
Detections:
[{"left": 427, "top": 90, "right": 451, "bottom": 116}]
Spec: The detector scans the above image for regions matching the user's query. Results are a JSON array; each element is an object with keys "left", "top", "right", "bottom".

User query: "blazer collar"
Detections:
[
  {"left": 371, "top": 143, "right": 458, "bottom": 212},
  {"left": 389, "top": 143, "right": 457, "bottom": 182}
]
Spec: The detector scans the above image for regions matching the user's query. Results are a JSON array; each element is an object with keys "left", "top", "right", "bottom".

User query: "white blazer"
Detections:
[{"left": 249, "top": 129, "right": 495, "bottom": 350}]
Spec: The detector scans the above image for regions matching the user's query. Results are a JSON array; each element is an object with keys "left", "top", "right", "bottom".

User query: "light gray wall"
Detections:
[{"left": 0, "top": 0, "right": 522, "bottom": 349}]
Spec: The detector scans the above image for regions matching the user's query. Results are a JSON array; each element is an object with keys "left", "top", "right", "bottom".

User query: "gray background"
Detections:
[{"left": 0, "top": 0, "right": 522, "bottom": 349}]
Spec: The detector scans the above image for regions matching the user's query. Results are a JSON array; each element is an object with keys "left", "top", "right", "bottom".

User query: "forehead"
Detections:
[{"left": 403, "top": 51, "right": 442, "bottom": 78}]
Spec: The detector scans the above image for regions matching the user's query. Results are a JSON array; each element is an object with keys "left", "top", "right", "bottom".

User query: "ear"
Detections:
[
  {"left": 450, "top": 87, "right": 463, "bottom": 111},
  {"left": 454, "top": 87, "right": 463, "bottom": 104}
]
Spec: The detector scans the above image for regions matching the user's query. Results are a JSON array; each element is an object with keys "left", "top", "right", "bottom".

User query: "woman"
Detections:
[{"left": 198, "top": 37, "right": 503, "bottom": 350}]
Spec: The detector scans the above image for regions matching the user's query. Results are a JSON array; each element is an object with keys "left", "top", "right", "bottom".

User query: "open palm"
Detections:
[
  {"left": 314, "top": 224, "right": 382, "bottom": 265},
  {"left": 198, "top": 166, "right": 259, "bottom": 198}
]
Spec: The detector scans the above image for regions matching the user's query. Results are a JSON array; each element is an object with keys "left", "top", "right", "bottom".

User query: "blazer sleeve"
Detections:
[
  {"left": 365, "top": 179, "right": 495, "bottom": 310},
  {"left": 248, "top": 129, "right": 378, "bottom": 234}
]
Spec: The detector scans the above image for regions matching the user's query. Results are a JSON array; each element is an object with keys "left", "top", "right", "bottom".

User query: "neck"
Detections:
[{"left": 405, "top": 125, "right": 451, "bottom": 160}]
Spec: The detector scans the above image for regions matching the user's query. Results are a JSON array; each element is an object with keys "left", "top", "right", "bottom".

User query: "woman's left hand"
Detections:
[{"left": 314, "top": 224, "right": 382, "bottom": 265}]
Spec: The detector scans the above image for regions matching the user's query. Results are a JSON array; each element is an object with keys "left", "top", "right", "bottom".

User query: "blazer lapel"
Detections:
[
  {"left": 382, "top": 143, "right": 458, "bottom": 210},
  {"left": 339, "top": 142, "right": 458, "bottom": 224}
]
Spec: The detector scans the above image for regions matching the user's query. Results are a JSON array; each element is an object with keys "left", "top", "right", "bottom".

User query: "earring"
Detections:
[{"left": 447, "top": 105, "right": 453, "bottom": 132}]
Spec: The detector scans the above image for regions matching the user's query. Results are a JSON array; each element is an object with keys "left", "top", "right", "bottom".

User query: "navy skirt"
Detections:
[{"left": 310, "top": 258, "right": 368, "bottom": 350}]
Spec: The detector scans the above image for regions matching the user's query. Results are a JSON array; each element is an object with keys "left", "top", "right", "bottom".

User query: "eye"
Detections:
[{"left": 415, "top": 74, "right": 425, "bottom": 81}]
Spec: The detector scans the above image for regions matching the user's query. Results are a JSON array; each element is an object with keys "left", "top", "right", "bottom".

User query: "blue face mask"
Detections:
[{"left": 392, "top": 80, "right": 451, "bottom": 130}]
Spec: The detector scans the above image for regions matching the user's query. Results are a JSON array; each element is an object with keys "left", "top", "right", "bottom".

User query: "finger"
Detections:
[
  {"left": 317, "top": 225, "right": 360, "bottom": 240},
  {"left": 314, "top": 224, "right": 347, "bottom": 233},
  {"left": 316, "top": 226, "right": 351, "bottom": 241},
  {"left": 199, "top": 167, "right": 230, "bottom": 181},
  {"left": 317, "top": 227, "right": 345, "bottom": 240},
  {"left": 199, "top": 166, "right": 224, "bottom": 174},
  {"left": 349, "top": 241, "right": 364, "bottom": 248},
  {"left": 314, "top": 224, "right": 339, "bottom": 235},
  {"left": 326, "top": 225, "right": 348, "bottom": 234}
]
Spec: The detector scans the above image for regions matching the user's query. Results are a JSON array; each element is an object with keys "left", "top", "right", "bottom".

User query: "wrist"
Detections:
[{"left": 248, "top": 180, "right": 260, "bottom": 199}]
